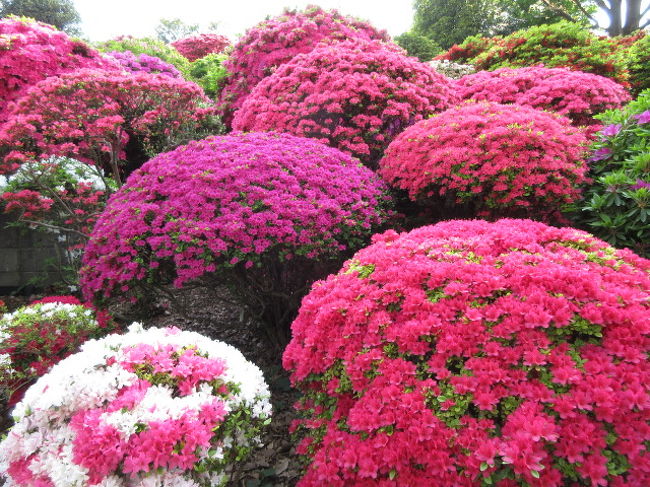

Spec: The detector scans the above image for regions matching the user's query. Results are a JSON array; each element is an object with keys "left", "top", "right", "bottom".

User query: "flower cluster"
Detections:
[
  {"left": 219, "top": 5, "right": 389, "bottom": 122},
  {"left": 628, "top": 34, "right": 650, "bottom": 95},
  {"left": 80, "top": 132, "right": 392, "bottom": 344},
  {"left": 428, "top": 59, "right": 475, "bottom": 79},
  {"left": 284, "top": 219, "right": 650, "bottom": 487},
  {"left": 172, "top": 33, "right": 230, "bottom": 61},
  {"left": 0, "top": 16, "right": 116, "bottom": 123},
  {"left": 572, "top": 89, "right": 650, "bottom": 257},
  {"left": 106, "top": 50, "right": 182, "bottom": 78},
  {"left": 0, "top": 69, "right": 216, "bottom": 184},
  {"left": 456, "top": 66, "right": 630, "bottom": 126},
  {"left": 96, "top": 36, "right": 190, "bottom": 75},
  {"left": 0, "top": 323, "right": 272, "bottom": 487},
  {"left": 0, "top": 296, "right": 118, "bottom": 407},
  {"left": 379, "top": 102, "right": 588, "bottom": 221},
  {"left": 187, "top": 53, "right": 229, "bottom": 99},
  {"left": 233, "top": 40, "right": 456, "bottom": 167},
  {"left": 435, "top": 34, "right": 494, "bottom": 64}
]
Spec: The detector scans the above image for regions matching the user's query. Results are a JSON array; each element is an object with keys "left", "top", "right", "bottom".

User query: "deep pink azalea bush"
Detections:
[
  {"left": 106, "top": 50, "right": 182, "bottom": 78},
  {"left": 233, "top": 40, "right": 456, "bottom": 167},
  {"left": 284, "top": 218, "right": 650, "bottom": 487},
  {"left": 80, "top": 132, "right": 393, "bottom": 346},
  {"left": 379, "top": 102, "right": 589, "bottom": 221},
  {"left": 219, "top": 5, "right": 390, "bottom": 122},
  {"left": 0, "top": 16, "right": 116, "bottom": 123},
  {"left": 172, "top": 33, "right": 230, "bottom": 61},
  {"left": 0, "top": 68, "right": 218, "bottom": 185},
  {"left": 456, "top": 66, "right": 630, "bottom": 126}
]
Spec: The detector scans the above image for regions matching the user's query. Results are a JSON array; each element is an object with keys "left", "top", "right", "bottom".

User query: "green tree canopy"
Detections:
[
  {"left": 155, "top": 17, "right": 199, "bottom": 43},
  {"left": 0, "top": 0, "right": 81, "bottom": 34},
  {"left": 395, "top": 31, "right": 442, "bottom": 61}
]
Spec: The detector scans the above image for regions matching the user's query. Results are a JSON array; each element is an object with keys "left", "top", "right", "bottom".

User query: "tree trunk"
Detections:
[
  {"left": 623, "top": 0, "right": 642, "bottom": 34},
  {"left": 607, "top": 0, "right": 623, "bottom": 37}
]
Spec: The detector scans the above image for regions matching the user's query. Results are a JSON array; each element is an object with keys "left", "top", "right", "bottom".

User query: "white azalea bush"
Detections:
[{"left": 0, "top": 324, "right": 272, "bottom": 487}]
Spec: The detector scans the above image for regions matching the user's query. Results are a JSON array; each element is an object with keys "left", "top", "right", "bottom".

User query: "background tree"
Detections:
[
  {"left": 0, "top": 0, "right": 80, "bottom": 34},
  {"left": 155, "top": 17, "right": 198, "bottom": 43},
  {"left": 395, "top": 31, "right": 442, "bottom": 61},
  {"left": 541, "top": 0, "right": 650, "bottom": 35}
]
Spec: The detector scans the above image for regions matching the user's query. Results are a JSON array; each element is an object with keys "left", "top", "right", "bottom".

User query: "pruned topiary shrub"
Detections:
[
  {"left": 0, "top": 296, "right": 119, "bottom": 408},
  {"left": 80, "top": 132, "right": 393, "bottom": 346},
  {"left": 233, "top": 40, "right": 456, "bottom": 168},
  {"left": 0, "top": 323, "right": 272, "bottom": 486},
  {"left": 379, "top": 102, "right": 589, "bottom": 221},
  {"left": 455, "top": 66, "right": 630, "bottom": 126},
  {"left": 105, "top": 50, "right": 183, "bottom": 78},
  {"left": 172, "top": 33, "right": 230, "bottom": 61},
  {"left": 284, "top": 218, "right": 650, "bottom": 487},
  {"left": 219, "top": 5, "right": 390, "bottom": 123}
]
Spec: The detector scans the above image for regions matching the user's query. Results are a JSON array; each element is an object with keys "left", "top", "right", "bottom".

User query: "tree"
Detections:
[
  {"left": 155, "top": 17, "right": 198, "bottom": 43},
  {"left": 541, "top": 0, "right": 650, "bottom": 35},
  {"left": 395, "top": 31, "right": 442, "bottom": 61},
  {"left": 0, "top": 0, "right": 80, "bottom": 34}
]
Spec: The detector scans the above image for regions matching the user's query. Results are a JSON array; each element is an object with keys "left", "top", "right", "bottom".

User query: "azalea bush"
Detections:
[
  {"left": 284, "top": 218, "right": 650, "bottom": 487},
  {"left": 96, "top": 36, "right": 190, "bottom": 75},
  {"left": 436, "top": 34, "right": 495, "bottom": 64},
  {"left": 0, "top": 295, "right": 119, "bottom": 408},
  {"left": 219, "top": 5, "right": 390, "bottom": 122},
  {"left": 233, "top": 40, "right": 456, "bottom": 168},
  {"left": 572, "top": 89, "right": 650, "bottom": 257},
  {"left": 188, "top": 53, "right": 229, "bottom": 99},
  {"left": 0, "top": 16, "right": 115, "bottom": 122},
  {"left": 0, "top": 68, "right": 219, "bottom": 186},
  {"left": 628, "top": 34, "right": 650, "bottom": 95},
  {"left": 105, "top": 50, "right": 182, "bottom": 78},
  {"left": 455, "top": 66, "right": 630, "bottom": 126},
  {"left": 379, "top": 102, "right": 588, "bottom": 221},
  {"left": 429, "top": 59, "right": 475, "bottom": 79},
  {"left": 80, "top": 132, "right": 393, "bottom": 346},
  {"left": 0, "top": 323, "right": 272, "bottom": 486},
  {"left": 172, "top": 33, "right": 230, "bottom": 61}
]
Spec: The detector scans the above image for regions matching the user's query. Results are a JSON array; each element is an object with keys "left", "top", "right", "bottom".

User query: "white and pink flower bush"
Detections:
[{"left": 0, "top": 323, "right": 272, "bottom": 487}]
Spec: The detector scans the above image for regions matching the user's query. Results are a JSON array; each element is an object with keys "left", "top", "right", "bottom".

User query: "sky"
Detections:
[{"left": 73, "top": 1, "right": 414, "bottom": 42}]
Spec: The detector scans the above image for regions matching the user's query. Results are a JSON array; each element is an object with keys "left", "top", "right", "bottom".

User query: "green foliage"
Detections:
[
  {"left": 95, "top": 36, "right": 190, "bottom": 75},
  {"left": 628, "top": 34, "right": 650, "bottom": 95},
  {"left": 395, "top": 30, "right": 442, "bottom": 61},
  {"left": 187, "top": 53, "right": 229, "bottom": 99},
  {"left": 154, "top": 17, "right": 198, "bottom": 43},
  {"left": 571, "top": 89, "right": 650, "bottom": 257},
  {"left": 0, "top": 0, "right": 80, "bottom": 34}
]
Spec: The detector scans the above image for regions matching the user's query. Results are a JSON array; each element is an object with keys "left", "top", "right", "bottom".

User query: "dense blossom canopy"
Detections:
[
  {"left": 96, "top": 36, "right": 190, "bottom": 75},
  {"left": 0, "top": 16, "right": 115, "bottom": 122},
  {"left": 219, "top": 6, "right": 390, "bottom": 121},
  {"left": 379, "top": 102, "right": 588, "bottom": 220},
  {"left": 233, "top": 40, "right": 456, "bottom": 167},
  {"left": 284, "top": 218, "right": 650, "bottom": 487},
  {"left": 80, "top": 132, "right": 392, "bottom": 302},
  {"left": 172, "top": 33, "right": 230, "bottom": 61},
  {"left": 106, "top": 50, "right": 182, "bottom": 78},
  {"left": 456, "top": 66, "right": 630, "bottom": 126}
]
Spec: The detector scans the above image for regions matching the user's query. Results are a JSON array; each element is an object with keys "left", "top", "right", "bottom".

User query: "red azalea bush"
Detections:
[
  {"left": 284, "top": 218, "right": 650, "bottom": 487},
  {"left": 0, "top": 68, "right": 218, "bottom": 185},
  {"left": 219, "top": 5, "right": 390, "bottom": 122},
  {"left": 436, "top": 34, "right": 495, "bottom": 63},
  {"left": 80, "top": 132, "right": 393, "bottom": 346},
  {"left": 233, "top": 40, "right": 456, "bottom": 168},
  {"left": 456, "top": 66, "right": 630, "bottom": 126},
  {"left": 171, "top": 33, "right": 230, "bottom": 61},
  {"left": 379, "top": 102, "right": 589, "bottom": 221},
  {"left": 0, "top": 295, "right": 119, "bottom": 407},
  {"left": 0, "top": 16, "right": 116, "bottom": 123}
]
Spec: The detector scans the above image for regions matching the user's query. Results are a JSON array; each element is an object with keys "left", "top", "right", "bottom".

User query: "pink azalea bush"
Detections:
[
  {"left": 379, "top": 102, "right": 589, "bottom": 221},
  {"left": 284, "top": 218, "right": 650, "bottom": 487},
  {"left": 233, "top": 40, "right": 456, "bottom": 167},
  {"left": 219, "top": 5, "right": 390, "bottom": 122},
  {"left": 106, "top": 50, "right": 182, "bottom": 78},
  {"left": 0, "top": 323, "right": 272, "bottom": 486},
  {"left": 456, "top": 66, "right": 630, "bottom": 126},
  {"left": 0, "top": 16, "right": 116, "bottom": 123},
  {"left": 172, "top": 33, "right": 230, "bottom": 61},
  {"left": 80, "top": 132, "right": 393, "bottom": 345}
]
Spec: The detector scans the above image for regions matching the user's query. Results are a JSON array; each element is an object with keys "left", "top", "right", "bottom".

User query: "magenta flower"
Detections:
[
  {"left": 601, "top": 123, "right": 622, "bottom": 137},
  {"left": 634, "top": 110, "right": 650, "bottom": 124},
  {"left": 631, "top": 179, "right": 650, "bottom": 190},
  {"left": 589, "top": 147, "right": 613, "bottom": 162}
]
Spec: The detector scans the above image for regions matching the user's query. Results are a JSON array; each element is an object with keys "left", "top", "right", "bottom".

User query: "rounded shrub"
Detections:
[
  {"left": 0, "top": 323, "right": 272, "bottom": 486},
  {"left": 172, "top": 33, "right": 230, "bottom": 61},
  {"left": 429, "top": 59, "right": 475, "bottom": 79},
  {"left": 0, "top": 296, "right": 119, "bottom": 407},
  {"left": 456, "top": 66, "right": 630, "bottom": 126},
  {"left": 395, "top": 31, "right": 441, "bottom": 61},
  {"left": 437, "top": 34, "right": 495, "bottom": 64},
  {"left": 96, "top": 36, "right": 190, "bottom": 75},
  {"left": 0, "top": 16, "right": 116, "bottom": 122},
  {"left": 573, "top": 89, "right": 650, "bottom": 257},
  {"left": 106, "top": 50, "right": 182, "bottom": 78},
  {"left": 219, "top": 5, "right": 390, "bottom": 122},
  {"left": 379, "top": 102, "right": 589, "bottom": 221},
  {"left": 233, "top": 40, "right": 456, "bottom": 168},
  {"left": 628, "top": 34, "right": 650, "bottom": 95},
  {"left": 284, "top": 218, "right": 650, "bottom": 487},
  {"left": 80, "top": 132, "right": 393, "bottom": 346},
  {"left": 188, "top": 53, "right": 229, "bottom": 99}
]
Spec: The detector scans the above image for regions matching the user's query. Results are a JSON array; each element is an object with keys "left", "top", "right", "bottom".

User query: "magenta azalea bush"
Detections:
[
  {"left": 456, "top": 66, "right": 630, "bottom": 126},
  {"left": 233, "top": 40, "right": 456, "bottom": 167},
  {"left": 0, "top": 16, "right": 116, "bottom": 123},
  {"left": 379, "top": 102, "right": 589, "bottom": 221},
  {"left": 172, "top": 33, "right": 230, "bottom": 62},
  {"left": 284, "top": 218, "right": 650, "bottom": 487},
  {"left": 80, "top": 132, "right": 393, "bottom": 345},
  {"left": 106, "top": 50, "right": 182, "bottom": 78},
  {"left": 219, "top": 5, "right": 390, "bottom": 122}
]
